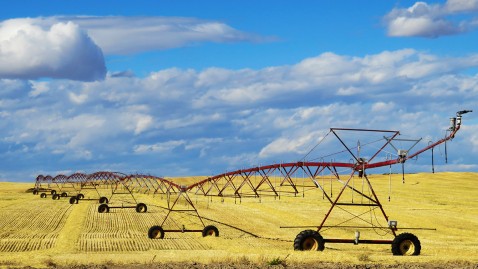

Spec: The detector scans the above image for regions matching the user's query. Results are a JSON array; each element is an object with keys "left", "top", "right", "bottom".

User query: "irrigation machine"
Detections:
[
  {"left": 147, "top": 110, "right": 473, "bottom": 255},
  {"left": 32, "top": 110, "right": 472, "bottom": 256}
]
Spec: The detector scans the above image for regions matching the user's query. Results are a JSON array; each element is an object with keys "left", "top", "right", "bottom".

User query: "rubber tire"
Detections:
[
  {"left": 202, "top": 225, "right": 219, "bottom": 237},
  {"left": 51, "top": 190, "right": 57, "bottom": 195},
  {"left": 69, "top": 197, "right": 77, "bottom": 204},
  {"left": 148, "top": 226, "right": 164, "bottom": 239},
  {"left": 99, "top": 196, "right": 109, "bottom": 204},
  {"left": 33, "top": 190, "right": 38, "bottom": 195},
  {"left": 293, "top": 230, "right": 325, "bottom": 251},
  {"left": 392, "top": 233, "right": 421, "bottom": 256},
  {"left": 136, "top": 203, "right": 147, "bottom": 213},
  {"left": 52, "top": 194, "right": 60, "bottom": 200},
  {"left": 61, "top": 192, "right": 68, "bottom": 197},
  {"left": 98, "top": 204, "right": 110, "bottom": 213},
  {"left": 77, "top": 193, "right": 85, "bottom": 200},
  {"left": 40, "top": 193, "right": 47, "bottom": 198}
]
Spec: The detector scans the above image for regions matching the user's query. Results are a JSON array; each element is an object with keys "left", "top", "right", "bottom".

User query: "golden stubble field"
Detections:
[{"left": 0, "top": 172, "right": 477, "bottom": 268}]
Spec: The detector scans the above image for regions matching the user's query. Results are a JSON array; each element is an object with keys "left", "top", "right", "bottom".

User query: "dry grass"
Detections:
[{"left": 0, "top": 172, "right": 477, "bottom": 268}]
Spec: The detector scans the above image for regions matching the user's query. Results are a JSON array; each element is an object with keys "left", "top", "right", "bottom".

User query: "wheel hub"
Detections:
[
  {"left": 152, "top": 230, "right": 160, "bottom": 238},
  {"left": 399, "top": 239, "right": 415, "bottom": 255},
  {"left": 302, "top": 237, "right": 318, "bottom": 251}
]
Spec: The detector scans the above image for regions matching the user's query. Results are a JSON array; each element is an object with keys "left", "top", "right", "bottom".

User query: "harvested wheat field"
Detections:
[{"left": 0, "top": 172, "right": 477, "bottom": 268}]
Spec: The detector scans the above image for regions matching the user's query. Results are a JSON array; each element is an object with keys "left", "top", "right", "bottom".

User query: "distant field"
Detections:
[{"left": 0, "top": 172, "right": 477, "bottom": 268}]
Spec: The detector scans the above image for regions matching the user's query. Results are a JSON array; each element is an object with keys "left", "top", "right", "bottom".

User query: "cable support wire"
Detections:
[
  {"left": 300, "top": 130, "right": 331, "bottom": 161},
  {"left": 371, "top": 207, "right": 390, "bottom": 236},
  {"left": 321, "top": 205, "right": 385, "bottom": 233},
  {"left": 309, "top": 137, "right": 387, "bottom": 162}
]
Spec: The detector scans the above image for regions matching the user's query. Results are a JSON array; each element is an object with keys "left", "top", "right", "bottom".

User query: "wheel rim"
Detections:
[
  {"left": 207, "top": 230, "right": 215, "bottom": 236},
  {"left": 302, "top": 237, "right": 318, "bottom": 251},
  {"left": 399, "top": 239, "right": 415, "bottom": 255}
]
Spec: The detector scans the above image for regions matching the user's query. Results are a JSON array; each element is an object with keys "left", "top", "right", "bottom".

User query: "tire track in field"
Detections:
[{"left": 51, "top": 201, "right": 89, "bottom": 253}]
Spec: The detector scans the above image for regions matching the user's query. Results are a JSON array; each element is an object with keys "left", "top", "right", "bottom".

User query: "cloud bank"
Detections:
[
  {"left": 384, "top": 0, "right": 478, "bottom": 37},
  {"left": 0, "top": 49, "right": 476, "bottom": 181},
  {"left": 0, "top": 18, "right": 106, "bottom": 81}
]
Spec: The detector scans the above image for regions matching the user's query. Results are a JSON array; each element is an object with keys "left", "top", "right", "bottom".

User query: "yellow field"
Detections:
[{"left": 0, "top": 172, "right": 477, "bottom": 268}]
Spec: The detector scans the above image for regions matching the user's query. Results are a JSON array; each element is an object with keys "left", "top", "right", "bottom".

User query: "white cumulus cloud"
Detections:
[
  {"left": 384, "top": 0, "right": 478, "bottom": 38},
  {"left": 0, "top": 18, "right": 106, "bottom": 81},
  {"left": 134, "top": 140, "right": 186, "bottom": 154}
]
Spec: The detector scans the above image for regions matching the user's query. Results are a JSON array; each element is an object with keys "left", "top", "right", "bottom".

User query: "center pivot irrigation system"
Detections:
[{"left": 32, "top": 110, "right": 472, "bottom": 256}]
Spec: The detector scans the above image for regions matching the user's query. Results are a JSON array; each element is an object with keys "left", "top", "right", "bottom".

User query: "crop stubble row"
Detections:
[
  {"left": 0, "top": 193, "right": 289, "bottom": 253},
  {"left": 79, "top": 204, "right": 210, "bottom": 252},
  {"left": 0, "top": 199, "right": 72, "bottom": 252}
]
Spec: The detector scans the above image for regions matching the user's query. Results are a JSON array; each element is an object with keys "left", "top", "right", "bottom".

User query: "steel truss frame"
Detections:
[{"left": 33, "top": 111, "right": 471, "bottom": 255}]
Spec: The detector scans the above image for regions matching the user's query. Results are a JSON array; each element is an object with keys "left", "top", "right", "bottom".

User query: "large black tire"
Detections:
[
  {"left": 51, "top": 190, "right": 57, "bottom": 195},
  {"left": 202, "top": 225, "right": 219, "bottom": 237},
  {"left": 61, "top": 192, "right": 68, "bottom": 197},
  {"left": 33, "top": 189, "right": 38, "bottom": 195},
  {"left": 52, "top": 194, "right": 60, "bottom": 200},
  {"left": 98, "top": 204, "right": 110, "bottom": 213},
  {"left": 99, "top": 196, "right": 109, "bottom": 204},
  {"left": 392, "top": 233, "right": 421, "bottom": 256},
  {"left": 148, "top": 226, "right": 164, "bottom": 239},
  {"left": 136, "top": 203, "right": 147, "bottom": 213},
  {"left": 77, "top": 193, "right": 85, "bottom": 200},
  {"left": 40, "top": 193, "right": 47, "bottom": 198},
  {"left": 294, "top": 230, "right": 325, "bottom": 251},
  {"left": 69, "top": 197, "right": 78, "bottom": 204}
]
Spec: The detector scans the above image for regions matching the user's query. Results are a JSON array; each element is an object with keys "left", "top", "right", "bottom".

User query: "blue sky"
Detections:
[{"left": 1, "top": 0, "right": 477, "bottom": 182}]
